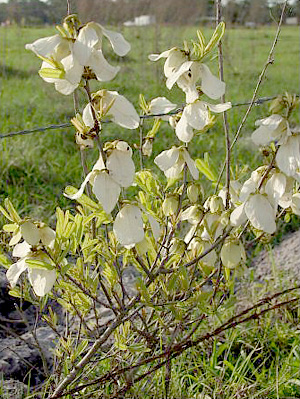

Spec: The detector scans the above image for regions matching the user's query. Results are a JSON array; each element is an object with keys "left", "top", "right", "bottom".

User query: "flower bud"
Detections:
[
  {"left": 220, "top": 240, "right": 246, "bottom": 269},
  {"left": 187, "top": 183, "right": 203, "bottom": 203},
  {"left": 189, "top": 237, "right": 204, "bottom": 257},
  {"left": 169, "top": 238, "right": 186, "bottom": 255},
  {"left": 162, "top": 195, "right": 179, "bottom": 216},
  {"left": 142, "top": 139, "right": 153, "bottom": 157},
  {"left": 135, "top": 238, "right": 150, "bottom": 256},
  {"left": 209, "top": 195, "right": 224, "bottom": 213}
]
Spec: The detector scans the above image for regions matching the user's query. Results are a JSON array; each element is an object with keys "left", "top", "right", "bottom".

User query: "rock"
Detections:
[
  {"left": 0, "top": 379, "right": 28, "bottom": 399},
  {"left": 0, "top": 327, "right": 57, "bottom": 386}
]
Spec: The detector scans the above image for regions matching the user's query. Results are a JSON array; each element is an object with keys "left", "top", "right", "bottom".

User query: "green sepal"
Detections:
[{"left": 39, "top": 68, "right": 65, "bottom": 80}]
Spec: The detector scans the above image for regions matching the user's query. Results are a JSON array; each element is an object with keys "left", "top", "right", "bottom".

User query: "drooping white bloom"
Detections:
[
  {"left": 251, "top": 114, "right": 291, "bottom": 146},
  {"left": 6, "top": 242, "right": 56, "bottom": 297},
  {"left": 39, "top": 56, "right": 83, "bottom": 95},
  {"left": 65, "top": 142, "right": 135, "bottom": 213},
  {"left": 113, "top": 204, "right": 144, "bottom": 247},
  {"left": 26, "top": 22, "right": 131, "bottom": 94},
  {"left": 154, "top": 147, "right": 199, "bottom": 180},
  {"left": 83, "top": 90, "right": 139, "bottom": 129},
  {"left": 149, "top": 48, "right": 225, "bottom": 102},
  {"left": 230, "top": 168, "right": 278, "bottom": 234},
  {"left": 26, "top": 34, "right": 83, "bottom": 95},
  {"left": 175, "top": 100, "right": 231, "bottom": 143}
]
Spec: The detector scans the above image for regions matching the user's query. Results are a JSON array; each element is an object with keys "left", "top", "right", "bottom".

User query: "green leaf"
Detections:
[
  {"left": 139, "top": 93, "right": 148, "bottom": 113},
  {"left": 0, "top": 253, "right": 11, "bottom": 268},
  {"left": 136, "top": 277, "right": 151, "bottom": 303},
  {"left": 4, "top": 199, "right": 21, "bottom": 223},
  {"left": 205, "top": 21, "right": 225, "bottom": 53},
  {"left": 25, "top": 259, "right": 55, "bottom": 270},
  {"left": 195, "top": 154, "right": 218, "bottom": 182}
]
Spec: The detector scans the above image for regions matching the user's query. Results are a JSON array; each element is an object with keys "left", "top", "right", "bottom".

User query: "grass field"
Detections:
[
  {"left": 0, "top": 24, "right": 299, "bottom": 219},
  {"left": 0, "top": 23, "right": 300, "bottom": 399}
]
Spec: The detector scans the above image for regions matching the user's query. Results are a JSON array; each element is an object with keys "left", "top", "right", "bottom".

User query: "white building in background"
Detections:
[
  {"left": 286, "top": 17, "right": 298, "bottom": 25},
  {"left": 124, "top": 15, "right": 156, "bottom": 27}
]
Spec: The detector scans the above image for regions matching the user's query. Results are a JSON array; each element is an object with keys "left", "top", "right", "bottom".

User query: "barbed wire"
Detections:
[{"left": 0, "top": 95, "right": 294, "bottom": 140}]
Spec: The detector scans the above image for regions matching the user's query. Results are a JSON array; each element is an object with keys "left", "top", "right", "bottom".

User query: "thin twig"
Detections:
[
  {"left": 215, "top": 0, "right": 288, "bottom": 191},
  {"left": 216, "top": 0, "right": 231, "bottom": 210}
]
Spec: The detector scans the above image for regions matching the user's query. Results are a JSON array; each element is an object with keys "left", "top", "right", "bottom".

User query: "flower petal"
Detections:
[
  {"left": 107, "top": 149, "right": 135, "bottom": 187},
  {"left": 230, "top": 203, "right": 247, "bottom": 227},
  {"left": 28, "top": 267, "right": 56, "bottom": 296},
  {"left": 105, "top": 91, "right": 139, "bottom": 129},
  {"left": 64, "top": 171, "right": 93, "bottom": 200},
  {"left": 21, "top": 222, "right": 40, "bottom": 246},
  {"left": 175, "top": 109, "right": 194, "bottom": 143},
  {"left": 166, "top": 60, "right": 193, "bottom": 90},
  {"left": 73, "top": 24, "right": 99, "bottom": 65},
  {"left": 148, "top": 48, "right": 176, "bottom": 62},
  {"left": 113, "top": 205, "right": 144, "bottom": 246},
  {"left": 265, "top": 173, "right": 286, "bottom": 207},
  {"left": 89, "top": 50, "right": 120, "bottom": 81},
  {"left": 149, "top": 97, "right": 177, "bottom": 115},
  {"left": 6, "top": 259, "right": 28, "bottom": 288},
  {"left": 92, "top": 171, "right": 121, "bottom": 213},
  {"left": 200, "top": 63, "right": 225, "bottom": 99},
  {"left": 102, "top": 26, "right": 131, "bottom": 56},
  {"left": 182, "top": 149, "right": 199, "bottom": 180},
  {"left": 276, "top": 136, "right": 300, "bottom": 176},
  {"left": 245, "top": 194, "right": 276, "bottom": 234},
  {"left": 82, "top": 103, "right": 95, "bottom": 128},
  {"left": 12, "top": 241, "right": 32, "bottom": 258},
  {"left": 25, "top": 35, "right": 62, "bottom": 57},
  {"left": 154, "top": 147, "right": 180, "bottom": 172}
]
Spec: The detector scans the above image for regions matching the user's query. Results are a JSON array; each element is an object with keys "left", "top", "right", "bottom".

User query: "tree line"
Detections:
[{"left": 0, "top": 0, "right": 299, "bottom": 26}]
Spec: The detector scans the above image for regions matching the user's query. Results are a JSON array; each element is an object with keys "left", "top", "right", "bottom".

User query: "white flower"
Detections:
[
  {"left": 6, "top": 242, "right": 56, "bottom": 297},
  {"left": 230, "top": 167, "right": 281, "bottom": 234},
  {"left": 251, "top": 114, "right": 291, "bottom": 146},
  {"left": 83, "top": 90, "right": 139, "bottom": 129},
  {"left": 65, "top": 142, "right": 135, "bottom": 213},
  {"left": 230, "top": 170, "right": 277, "bottom": 234},
  {"left": 39, "top": 55, "right": 83, "bottom": 95},
  {"left": 154, "top": 147, "right": 199, "bottom": 180},
  {"left": 20, "top": 222, "right": 56, "bottom": 247},
  {"left": 149, "top": 48, "right": 225, "bottom": 102},
  {"left": 175, "top": 100, "right": 231, "bottom": 143},
  {"left": 26, "top": 34, "right": 83, "bottom": 95},
  {"left": 26, "top": 23, "right": 131, "bottom": 94},
  {"left": 113, "top": 204, "right": 144, "bottom": 247}
]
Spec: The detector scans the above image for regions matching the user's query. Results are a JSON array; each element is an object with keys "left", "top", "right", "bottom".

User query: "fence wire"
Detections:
[{"left": 0, "top": 95, "right": 291, "bottom": 140}]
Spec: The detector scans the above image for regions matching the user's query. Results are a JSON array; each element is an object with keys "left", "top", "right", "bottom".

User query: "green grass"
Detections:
[{"left": 0, "top": 24, "right": 299, "bottom": 219}]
